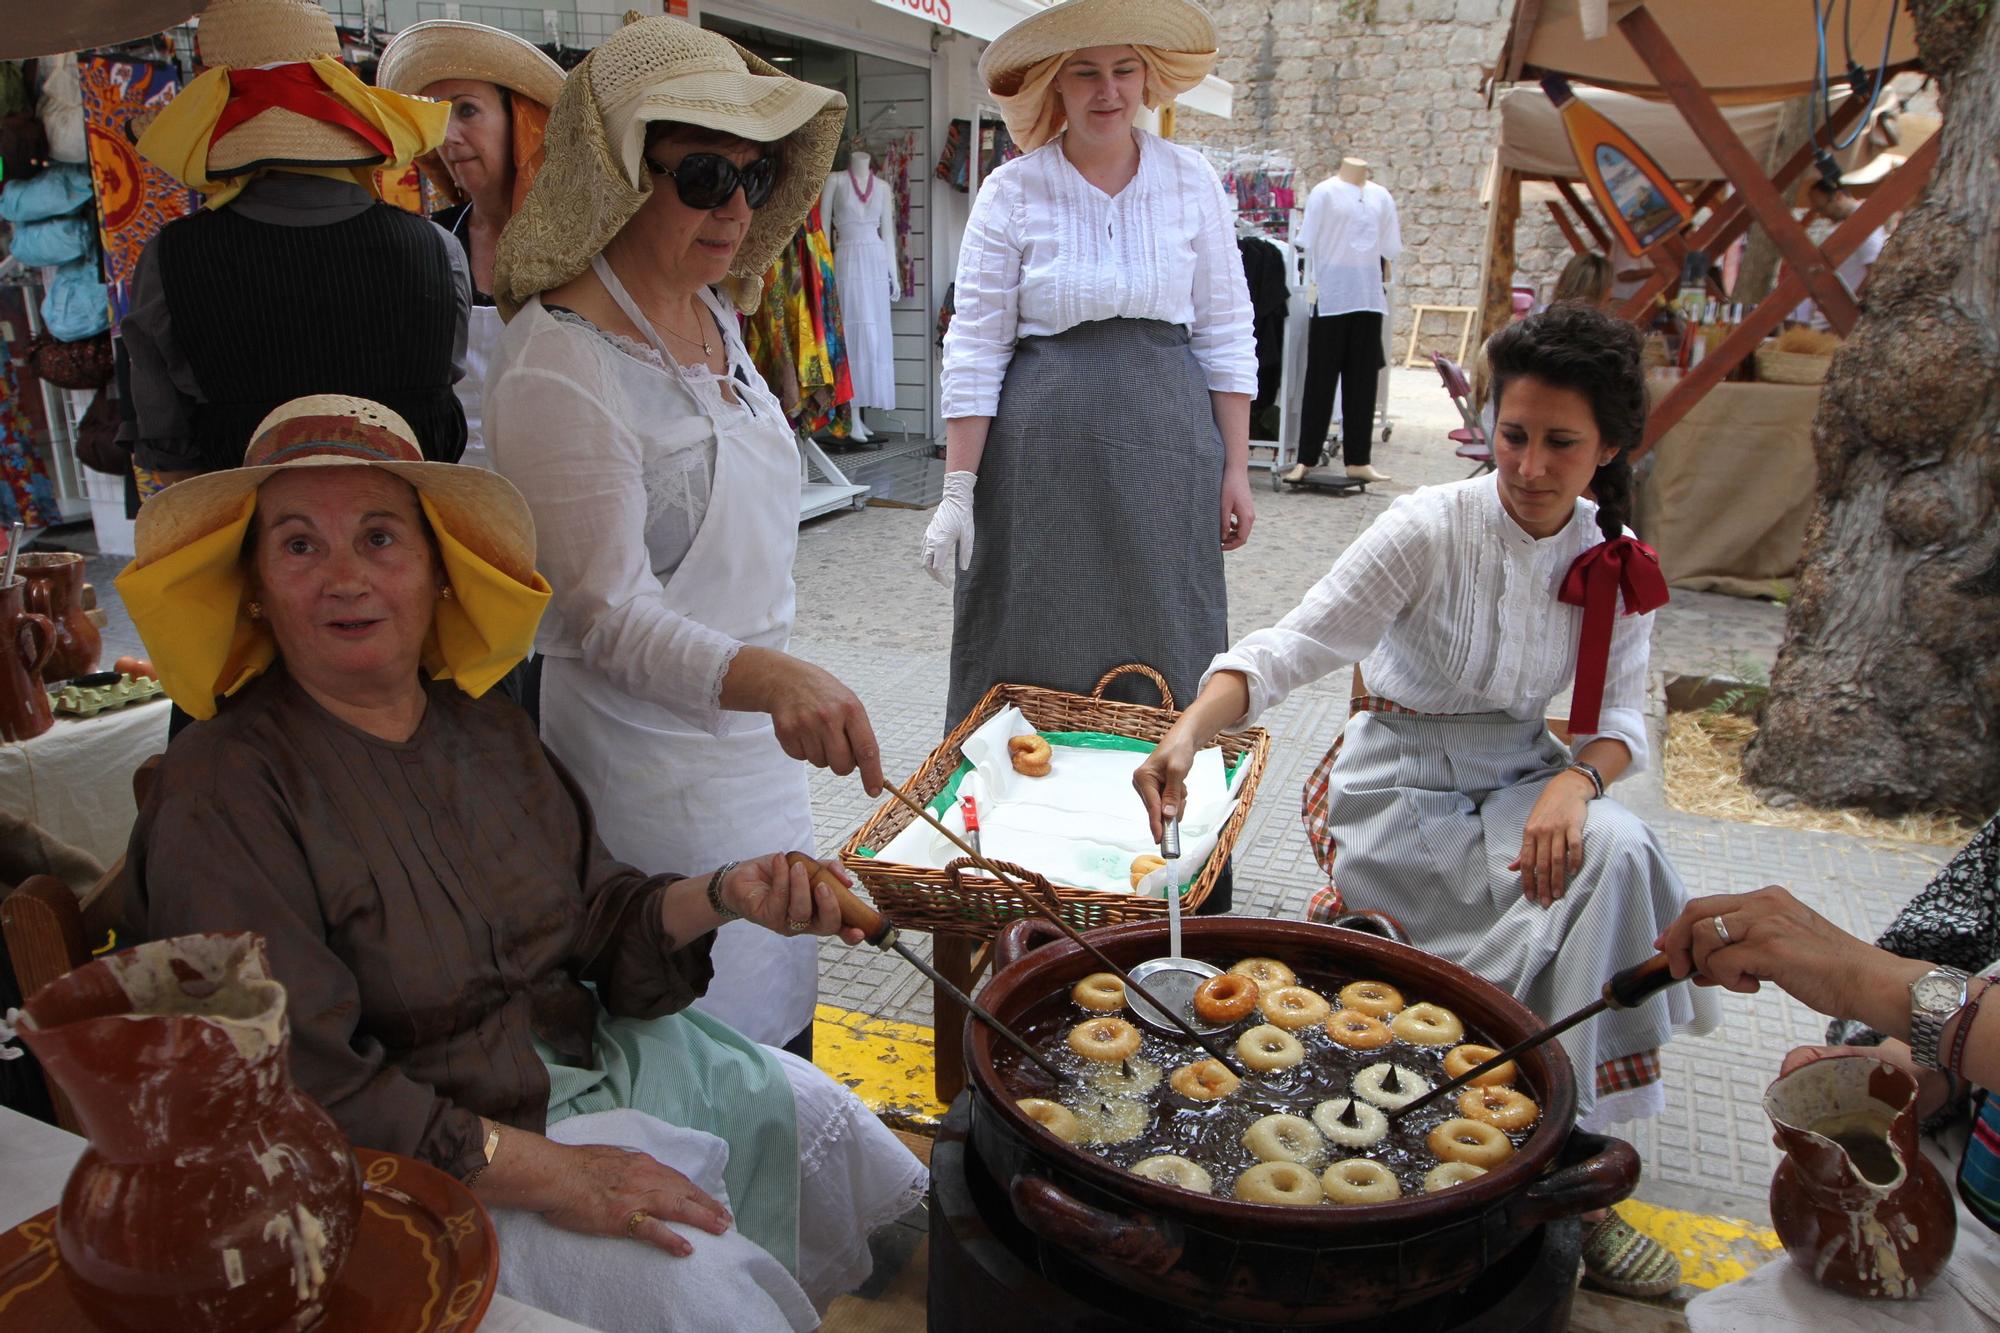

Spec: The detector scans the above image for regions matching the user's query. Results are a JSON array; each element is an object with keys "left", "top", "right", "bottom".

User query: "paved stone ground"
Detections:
[
  {"left": 70, "top": 368, "right": 1932, "bottom": 1230},
  {"left": 790, "top": 367, "right": 1936, "bottom": 1227}
]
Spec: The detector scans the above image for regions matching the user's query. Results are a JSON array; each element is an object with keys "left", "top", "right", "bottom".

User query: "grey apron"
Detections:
[{"left": 948, "top": 318, "right": 1227, "bottom": 730}]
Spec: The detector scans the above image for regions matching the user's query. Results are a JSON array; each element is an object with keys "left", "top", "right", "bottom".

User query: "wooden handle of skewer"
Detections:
[
  {"left": 784, "top": 851, "right": 892, "bottom": 947},
  {"left": 1603, "top": 952, "right": 1679, "bottom": 1010}
]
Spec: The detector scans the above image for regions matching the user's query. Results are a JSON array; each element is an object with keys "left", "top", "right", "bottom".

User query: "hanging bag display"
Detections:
[
  {"left": 27, "top": 330, "right": 113, "bottom": 389},
  {"left": 41, "top": 258, "right": 111, "bottom": 343}
]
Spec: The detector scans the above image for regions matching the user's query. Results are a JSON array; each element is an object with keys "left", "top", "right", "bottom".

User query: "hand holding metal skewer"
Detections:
[
  {"left": 783, "top": 853, "right": 1065, "bottom": 1084},
  {"left": 1386, "top": 953, "right": 1684, "bottom": 1123},
  {"left": 879, "top": 783, "right": 1249, "bottom": 1076}
]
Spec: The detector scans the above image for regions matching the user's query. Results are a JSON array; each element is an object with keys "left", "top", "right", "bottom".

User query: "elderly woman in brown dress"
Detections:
[{"left": 113, "top": 395, "right": 925, "bottom": 1333}]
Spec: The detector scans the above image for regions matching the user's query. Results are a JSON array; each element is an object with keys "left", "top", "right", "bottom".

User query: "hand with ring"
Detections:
[
  {"left": 721, "top": 853, "right": 868, "bottom": 946},
  {"left": 1654, "top": 885, "right": 1891, "bottom": 1022},
  {"left": 533, "top": 1142, "right": 732, "bottom": 1257}
]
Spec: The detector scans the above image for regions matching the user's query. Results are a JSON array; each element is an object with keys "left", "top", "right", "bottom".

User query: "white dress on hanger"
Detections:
[{"left": 823, "top": 168, "right": 898, "bottom": 412}]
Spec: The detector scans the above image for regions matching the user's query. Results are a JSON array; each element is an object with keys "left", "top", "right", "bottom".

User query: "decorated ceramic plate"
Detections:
[{"left": 0, "top": 1149, "right": 498, "bottom": 1332}]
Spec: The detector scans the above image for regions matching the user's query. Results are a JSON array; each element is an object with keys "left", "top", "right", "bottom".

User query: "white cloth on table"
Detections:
[
  {"left": 492, "top": 1050, "right": 927, "bottom": 1333},
  {"left": 0, "top": 701, "right": 170, "bottom": 868},
  {"left": 1300, "top": 177, "right": 1402, "bottom": 317},
  {"left": 1204, "top": 473, "right": 1653, "bottom": 770},
  {"left": 939, "top": 128, "right": 1257, "bottom": 419},
  {"left": 485, "top": 261, "right": 818, "bottom": 1046},
  {"left": 1685, "top": 1125, "right": 2000, "bottom": 1331},
  {"left": 822, "top": 169, "right": 898, "bottom": 411}
]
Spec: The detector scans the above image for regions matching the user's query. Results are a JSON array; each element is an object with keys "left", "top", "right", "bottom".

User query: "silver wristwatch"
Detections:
[{"left": 1909, "top": 965, "right": 1973, "bottom": 1070}]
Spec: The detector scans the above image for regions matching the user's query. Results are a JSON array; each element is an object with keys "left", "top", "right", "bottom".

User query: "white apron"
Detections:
[{"left": 539, "top": 255, "right": 819, "bottom": 1047}]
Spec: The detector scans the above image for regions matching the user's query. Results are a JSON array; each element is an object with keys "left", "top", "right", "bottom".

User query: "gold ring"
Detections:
[
  {"left": 788, "top": 919, "right": 814, "bottom": 934},
  {"left": 625, "top": 1209, "right": 650, "bottom": 1238}
]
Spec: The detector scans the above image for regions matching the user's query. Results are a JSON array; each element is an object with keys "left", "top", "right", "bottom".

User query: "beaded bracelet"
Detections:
[{"left": 1947, "top": 976, "right": 1992, "bottom": 1081}]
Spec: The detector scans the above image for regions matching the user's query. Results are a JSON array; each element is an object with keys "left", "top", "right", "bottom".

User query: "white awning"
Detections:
[{"left": 866, "top": 0, "right": 1232, "bottom": 118}]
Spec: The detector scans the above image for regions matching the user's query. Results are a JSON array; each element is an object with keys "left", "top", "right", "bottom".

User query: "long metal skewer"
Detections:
[
  {"left": 880, "top": 784, "right": 1248, "bottom": 1075},
  {"left": 1387, "top": 953, "right": 1683, "bottom": 1123},
  {"left": 784, "top": 853, "right": 1065, "bottom": 1083}
]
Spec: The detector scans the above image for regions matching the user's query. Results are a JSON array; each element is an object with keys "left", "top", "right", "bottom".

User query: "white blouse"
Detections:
[
  {"left": 484, "top": 289, "right": 766, "bottom": 736},
  {"left": 1205, "top": 473, "right": 1654, "bottom": 771},
  {"left": 940, "top": 129, "right": 1258, "bottom": 420}
]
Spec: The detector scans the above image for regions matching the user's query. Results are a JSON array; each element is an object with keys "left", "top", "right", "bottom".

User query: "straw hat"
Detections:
[
  {"left": 494, "top": 14, "right": 845, "bottom": 316},
  {"left": 198, "top": 0, "right": 384, "bottom": 175},
  {"left": 134, "top": 395, "right": 535, "bottom": 585},
  {"left": 0, "top": 1, "right": 196, "bottom": 60},
  {"left": 377, "top": 19, "right": 567, "bottom": 110},
  {"left": 979, "top": 0, "right": 1217, "bottom": 97}
]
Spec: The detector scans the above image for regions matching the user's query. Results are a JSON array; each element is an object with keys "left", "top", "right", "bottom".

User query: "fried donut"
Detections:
[
  {"left": 1131, "top": 1155, "right": 1213, "bottom": 1194},
  {"left": 1228, "top": 957, "right": 1297, "bottom": 989},
  {"left": 1242, "top": 1113, "right": 1327, "bottom": 1167},
  {"left": 1457, "top": 1085, "right": 1541, "bottom": 1132},
  {"left": 1325, "top": 1008, "right": 1394, "bottom": 1050},
  {"left": 1258, "top": 985, "right": 1332, "bottom": 1031},
  {"left": 1338, "top": 980, "right": 1404, "bottom": 1019},
  {"left": 1192, "top": 972, "right": 1259, "bottom": 1024},
  {"left": 1128, "top": 855, "right": 1166, "bottom": 889},
  {"left": 1322, "top": 1158, "right": 1402, "bottom": 1205},
  {"left": 1390, "top": 1002, "right": 1465, "bottom": 1046},
  {"left": 1236, "top": 1023, "right": 1307, "bottom": 1073},
  {"left": 1428, "top": 1118, "right": 1514, "bottom": 1169},
  {"left": 1087, "top": 1056, "right": 1162, "bottom": 1098},
  {"left": 1076, "top": 1098, "right": 1150, "bottom": 1145},
  {"left": 1169, "top": 1058, "right": 1242, "bottom": 1101},
  {"left": 1310, "top": 1097, "right": 1389, "bottom": 1149},
  {"left": 1423, "top": 1162, "right": 1489, "bottom": 1193},
  {"left": 1017, "top": 1098, "right": 1081, "bottom": 1143},
  {"left": 1353, "top": 1062, "right": 1431, "bottom": 1110},
  {"left": 1009, "top": 733, "right": 1053, "bottom": 776},
  {"left": 1067, "top": 1017, "right": 1142, "bottom": 1063},
  {"left": 1443, "top": 1043, "right": 1518, "bottom": 1088},
  {"left": 1234, "top": 1162, "right": 1324, "bottom": 1206},
  {"left": 1071, "top": 972, "right": 1126, "bottom": 1012}
]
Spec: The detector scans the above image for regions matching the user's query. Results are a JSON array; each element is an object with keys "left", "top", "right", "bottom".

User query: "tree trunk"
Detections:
[{"left": 1742, "top": 4, "right": 2000, "bottom": 819}]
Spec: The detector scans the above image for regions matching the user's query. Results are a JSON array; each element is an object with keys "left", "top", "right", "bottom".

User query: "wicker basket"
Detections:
[
  {"left": 839, "top": 664, "right": 1272, "bottom": 940},
  {"left": 1754, "top": 347, "right": 1833, "bottom": 385}
]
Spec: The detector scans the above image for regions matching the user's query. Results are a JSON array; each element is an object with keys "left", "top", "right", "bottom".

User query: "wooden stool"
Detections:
[{"left": 1403, "top": 304, "right": 1477, "bottom": 368}]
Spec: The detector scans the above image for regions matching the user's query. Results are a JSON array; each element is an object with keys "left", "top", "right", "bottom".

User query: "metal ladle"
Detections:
[{"left": 1124, "top": 818, "right": 1229, "bottom": 1037}]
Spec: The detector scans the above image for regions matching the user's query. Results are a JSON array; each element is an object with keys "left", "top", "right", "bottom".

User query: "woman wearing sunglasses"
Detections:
[{"left": 484, "top": 17, "right": 884, "bottom": 1058}]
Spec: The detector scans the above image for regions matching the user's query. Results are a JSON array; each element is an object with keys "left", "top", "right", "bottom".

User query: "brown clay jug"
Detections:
[
  {"left": 15, "top": 932, "right": 362, "bottom": 1333},
  {"left": 17, "top": 550, "right": 101, "bottom": 680},
  {"left": 0, "top": 575, "right": 55, "bottom": 741},
  {"left": 1765, "top": 1053, "right": 1957, "bottom": 1299}
]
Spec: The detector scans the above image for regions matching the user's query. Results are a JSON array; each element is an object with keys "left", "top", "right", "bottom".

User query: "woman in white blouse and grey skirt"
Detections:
[
  {"left": 1138, "top": 304, "right": 1719, "bottom": 1136},
  {"left": 925, "top": 1, "right": 1258, "bottom": 754}
]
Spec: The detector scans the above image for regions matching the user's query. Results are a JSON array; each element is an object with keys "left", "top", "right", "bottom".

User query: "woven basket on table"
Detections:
[
  {"left": 839, "top": 664, "right": 1272, "bottom": 941},
  {"left": 1753, "top": 347, "right": 1833, "bottom": 385}
]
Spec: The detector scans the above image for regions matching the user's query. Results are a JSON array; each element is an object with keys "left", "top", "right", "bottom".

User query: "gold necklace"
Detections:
[{"left": 656, "top": 298, "right": 714, "bottom": 358}]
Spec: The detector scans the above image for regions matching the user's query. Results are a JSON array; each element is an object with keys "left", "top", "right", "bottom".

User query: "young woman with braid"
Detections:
[{"left": 1135, "top": 303, "right": 1715, "bottom": 1291}]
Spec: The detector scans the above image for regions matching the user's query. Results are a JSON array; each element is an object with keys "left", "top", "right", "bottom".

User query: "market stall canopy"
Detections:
[
  {"left": 1496, "top": 84, "right": 1835, "bottom": 181},
  {"left": 1494, "top": 0, "right": 1919, "bottom": 101},
  {"left": 865, "top": 0, "right": 1233, "bottom": 117},
  {"left": 0, "top": 0, "right": 199, "bottom": 58}
]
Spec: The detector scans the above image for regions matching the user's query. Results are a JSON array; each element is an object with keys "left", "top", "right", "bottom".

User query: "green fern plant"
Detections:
[{"left": 1699, "top": 650, "right": 1771, "bottom": 718}]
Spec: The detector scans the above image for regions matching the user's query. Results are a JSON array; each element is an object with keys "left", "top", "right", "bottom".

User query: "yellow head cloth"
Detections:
[
  {"left": 992, "top": 45, "right": 1215, "bottom": 153},
  {"left": 114, "top": 491, "right": 551, "bottom": 721},
  {"left": 137, "top": 57, "right": 449, "bottom": 209}
]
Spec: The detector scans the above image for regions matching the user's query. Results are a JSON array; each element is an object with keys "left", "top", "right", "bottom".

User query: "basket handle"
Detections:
[
  {"left": 1090, "top": 663, "right": 1175, "bottom": 711},
  {"left": 944, "top": 856, "right": 1053, "bottom": 901}
]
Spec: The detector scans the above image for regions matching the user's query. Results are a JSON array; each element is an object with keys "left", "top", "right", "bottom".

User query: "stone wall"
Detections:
[{"left": 1180, "top": 0, "right": 1574, "bottom": 355}]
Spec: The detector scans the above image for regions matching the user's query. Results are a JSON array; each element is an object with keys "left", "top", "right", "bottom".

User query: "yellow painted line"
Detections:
[
  {"left": 813, "top": 1004, "right": 947, "bottom": 1131},
  {"left": 1616, "top": 1198, "right": 1784, "bottom": 1290}
]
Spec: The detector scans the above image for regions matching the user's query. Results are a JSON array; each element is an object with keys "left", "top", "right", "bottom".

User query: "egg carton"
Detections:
[{"left": 48, "top": 673, "right": 166, "bottom": 718}]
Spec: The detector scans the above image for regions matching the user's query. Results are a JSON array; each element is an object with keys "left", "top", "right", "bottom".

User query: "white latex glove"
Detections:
[{"left": 922, "top": 470, "right": 977, "bottom": 587}]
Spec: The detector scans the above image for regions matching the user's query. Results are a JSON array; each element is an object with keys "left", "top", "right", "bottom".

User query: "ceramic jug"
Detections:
[
  {"left": 0, "top": 575, "right": 55, "bottom": 741},
  {"left": 16, "top": 932, "right": 361, "bottom": 1333},
  {"left": 18, "top": 550, "right": 100, "bottom": 680},
  {"left": 1765, "top": 1053, "right": 1956, "bottom": 1299}
]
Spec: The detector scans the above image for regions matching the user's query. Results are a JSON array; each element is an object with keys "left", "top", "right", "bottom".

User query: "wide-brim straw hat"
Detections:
[
  {"left": 0, "top": 1, "right": 196, "bottom": 60},
  {"left": 133, "top": 396, "right": 535, "bottom": 584},
  {"left": 377, "top": 19, "right": 567, "bottom": 110},
  {"left": 199, "top": 0, "right": 383, "bottom": 174},
  {"left": 494, "top": 14, "right": 845, "bottom": 317},
  {"left": 979, "top": 0, "right": 1217, "bottom": 97}
]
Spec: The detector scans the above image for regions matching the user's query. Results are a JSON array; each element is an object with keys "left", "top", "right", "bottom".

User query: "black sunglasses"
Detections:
[{"left": 643, "top": 151, "right": 780, "bottom": 210}]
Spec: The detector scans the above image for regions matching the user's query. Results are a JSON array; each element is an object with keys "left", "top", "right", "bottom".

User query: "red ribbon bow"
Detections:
[
  {"left": 212, "top": 64, "right": 393, "bottom": 164},
  {"left": 1558, "top": 535, "right": 1668, "bottom": 736}
]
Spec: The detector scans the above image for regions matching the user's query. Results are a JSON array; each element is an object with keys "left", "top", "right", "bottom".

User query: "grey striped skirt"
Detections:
[
  {"left": 947, "top": 318, "right": 1227, "bottom": 731},
  {"left": 1323, "top": 709, "right": 1720, "bottom": 1125}
]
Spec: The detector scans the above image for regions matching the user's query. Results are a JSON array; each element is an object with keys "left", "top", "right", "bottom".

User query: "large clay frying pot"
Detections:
[{"left": 966, "top": 916, "right": 1640, "bottom": 1325}]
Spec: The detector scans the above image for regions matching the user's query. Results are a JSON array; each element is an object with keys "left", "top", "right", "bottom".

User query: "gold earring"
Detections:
[
  {"left": 246, "top": 602, "right": 262, "bottom": 619},
  {"left": 439, "top": 586, "right": 455, "bottom": 601}
]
